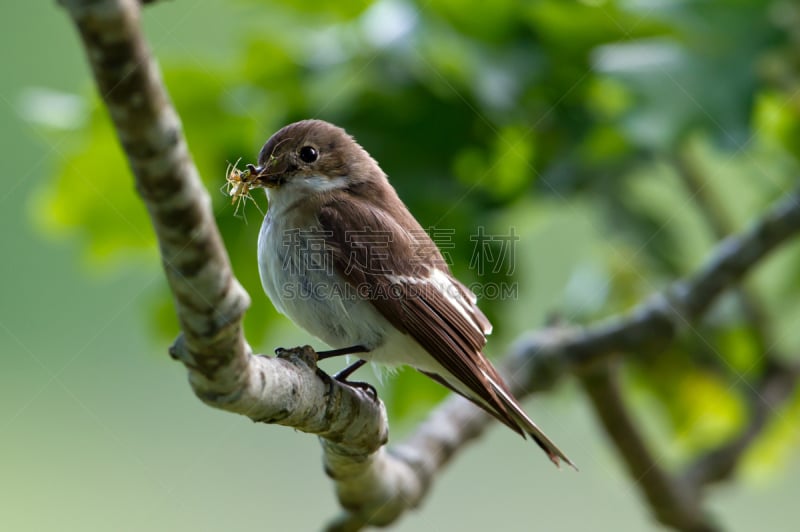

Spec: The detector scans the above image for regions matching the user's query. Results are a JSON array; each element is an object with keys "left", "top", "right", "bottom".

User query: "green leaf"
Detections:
[
  {"left": 743, "top": 386, "right": 800, "bottom": 481},
  {"left": 452, "top": 125, "right": 536, "bottom": 201},
  {"left": 753, "top": 91, "right": 800, "bottom": 158}
]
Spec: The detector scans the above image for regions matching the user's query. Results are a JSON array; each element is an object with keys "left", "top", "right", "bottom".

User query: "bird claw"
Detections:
[
  {"left": 335, "top": 376, "right": 378, "bottom": 402},
  {"left": 315, "top": 368, "right": 379, "bottom": 402},
  {"left": 316, "top": 368, "right": 335, "bottom": 396}
]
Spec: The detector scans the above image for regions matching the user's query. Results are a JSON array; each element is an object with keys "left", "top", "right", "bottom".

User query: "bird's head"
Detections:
[{"left": 248, "top": 120, "right": 381, "bottom": 202}]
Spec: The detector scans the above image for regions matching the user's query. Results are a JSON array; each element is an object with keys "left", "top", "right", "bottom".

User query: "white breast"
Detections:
[{"left": 257, "top": 210, "right": 389, "bottom": 351}]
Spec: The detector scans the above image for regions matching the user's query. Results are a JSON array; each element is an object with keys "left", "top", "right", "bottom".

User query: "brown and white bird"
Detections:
[{"left": 249, "top": 119, "right": 573, "bottom": 468}]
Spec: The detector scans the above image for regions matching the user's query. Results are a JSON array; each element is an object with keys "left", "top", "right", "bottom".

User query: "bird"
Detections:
[{"left": 247, "top": 119, "right": 573, "bottom": 468}]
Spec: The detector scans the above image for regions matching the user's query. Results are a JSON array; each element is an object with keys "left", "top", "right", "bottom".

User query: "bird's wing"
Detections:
[
  {"left": 317, "top": 197, "right": 573, "bottom": 467},
  {"left": 318, "top": 199, "right": 496, "bottom": 400}
]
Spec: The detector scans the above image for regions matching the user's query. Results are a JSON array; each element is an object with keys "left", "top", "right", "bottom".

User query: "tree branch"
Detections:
[
  {"left": 581, "top": 362, "right": 717, "bottom": 532},
  {"left": 682, "top": 358, "right": 799, "bottom": 488},
  {"left": 60, "top": 0, "right": 248, "bottom": 370},
  {"left": 491, "top": 186, "right": 800, "bottom": 385},
  {"left": 60, "top": 0, "right": 407, "bottom": 522},
  {"left": 673, "top": 146, "right": 772, "bottom": 354},
  {"left": 575, "top": 340, "right": 798, "bottom": 532},
  {"left": 670, "top": 146, "right": 800, "bottom": 486}
]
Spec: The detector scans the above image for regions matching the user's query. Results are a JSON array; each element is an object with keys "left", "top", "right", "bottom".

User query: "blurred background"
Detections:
[{"left": 2, "top": 0, "right": 800, "bottom": 530}]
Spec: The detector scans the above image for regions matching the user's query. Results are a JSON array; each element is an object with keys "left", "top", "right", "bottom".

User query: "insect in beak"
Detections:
[{"left": 223, "top": 159, "right": 265, "bottom": 219}]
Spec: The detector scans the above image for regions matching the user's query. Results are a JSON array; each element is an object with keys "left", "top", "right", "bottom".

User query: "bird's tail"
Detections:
[
  {"left": 419, "top": 366, "right": 576, "bottom": 469},
  {"left": 485, "top": 373, "right": 577, "bottom": 470}
]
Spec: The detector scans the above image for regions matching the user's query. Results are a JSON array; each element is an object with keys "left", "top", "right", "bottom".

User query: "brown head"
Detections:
[{"left": 249, "top": 120, "right": 385, "bottom": 195}]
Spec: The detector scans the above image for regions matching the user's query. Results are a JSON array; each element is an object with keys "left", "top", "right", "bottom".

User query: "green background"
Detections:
[{"left": 2, "top": 1, "right": 800, "bottom": 531}]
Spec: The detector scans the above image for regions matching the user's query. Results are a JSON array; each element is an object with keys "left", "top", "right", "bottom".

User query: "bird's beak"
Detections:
[{"left": 246, "top": 162, "right": 285, "bottom": 188}]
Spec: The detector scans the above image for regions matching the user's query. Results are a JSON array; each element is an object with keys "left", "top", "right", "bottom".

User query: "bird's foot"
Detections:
[
  {"left": 333, "top": 360, "right": 377, "bottom": 401},
  {"left": 273, "top": 346, "right": 378, "bottom": 401},
  {"left": 336, "top": 377, "right": 378, "bottom": 402}
]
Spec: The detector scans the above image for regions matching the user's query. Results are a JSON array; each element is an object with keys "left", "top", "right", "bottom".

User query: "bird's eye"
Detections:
[{"left": 299, "top": 146, "right": 318, "bottom": 163}]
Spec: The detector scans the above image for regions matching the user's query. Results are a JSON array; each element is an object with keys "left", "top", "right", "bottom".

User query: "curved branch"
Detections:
[
  {"left": 60, "top": 0, "right": 400, "bottom": 519},
  {"left": 580, "top": 362, "right": 717, "bottom": 532},
  {"left": 513, "top": 186, "right": 800, "bottom": 376},
  {"left": 674, "top": 148, "right": 773, "bottom": 352},
  {"left": 60, "top": 0, "right": 248, "bottom": 367},
  {"left": 682, "top": 358, "right": 799, "bottom": 488}
]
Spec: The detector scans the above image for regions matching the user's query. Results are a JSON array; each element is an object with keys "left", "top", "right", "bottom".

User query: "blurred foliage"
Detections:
[{"left": 37, "top": 0, "right": 800, "bottom": 474}]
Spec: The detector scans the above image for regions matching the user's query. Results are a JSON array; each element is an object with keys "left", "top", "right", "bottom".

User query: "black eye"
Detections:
[{"left": 299, "top": 146, "right": 318, "bottom": 163}]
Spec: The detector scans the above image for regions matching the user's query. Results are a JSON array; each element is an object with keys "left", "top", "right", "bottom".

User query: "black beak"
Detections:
[{"left": 246, "top": 162, "right": 285, "bottom": 188}]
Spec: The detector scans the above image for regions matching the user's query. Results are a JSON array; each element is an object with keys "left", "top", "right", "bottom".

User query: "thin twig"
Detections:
[
  {"left": 682, "top": 359, "right": 799, "bottom": 488},
  {"left": 580, "top": 362, "right": 717, "bottom": 532},
  {"left": 673, "top": 146, "right": 772, "bottom": 353}
]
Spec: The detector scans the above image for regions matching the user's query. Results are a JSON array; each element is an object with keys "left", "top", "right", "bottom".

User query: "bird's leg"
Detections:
[
  {"left": 316, "top": 344, "right": 368, "bottom": 359},
  {"left": 334, "top": 359, "right": 367, "bottom": 380},
  {"left": 317, "top": 344, "right": 376, "bottom": 401},
  {"left": 272, "top": 344, "right": 366, "bottom": 359},
  {"left": 333, "top": 359, "right": 377, "bottom": 401},
  {"left": 274, "top": 344, "right": 377, "bottom": 400}
]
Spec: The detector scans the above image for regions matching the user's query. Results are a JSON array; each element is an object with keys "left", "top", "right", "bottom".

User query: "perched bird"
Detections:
[{"left": 248, "top": 119, "right": 573, "bottom": 468}]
